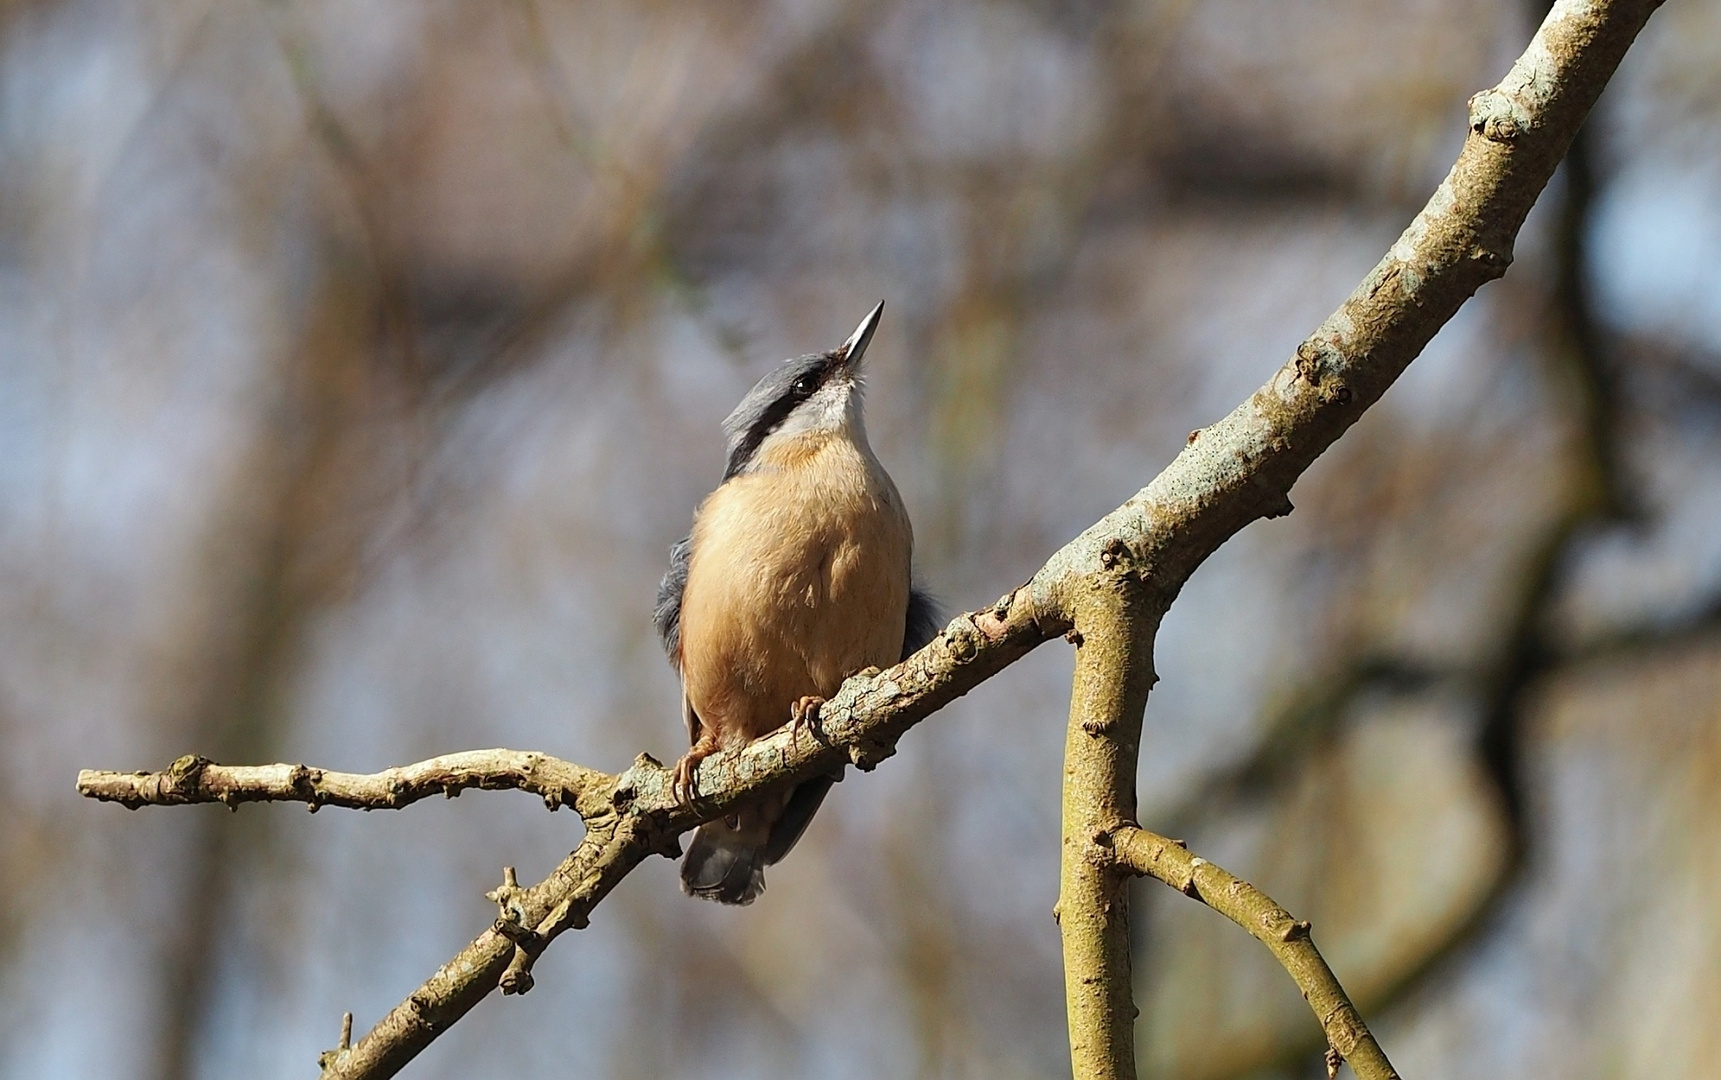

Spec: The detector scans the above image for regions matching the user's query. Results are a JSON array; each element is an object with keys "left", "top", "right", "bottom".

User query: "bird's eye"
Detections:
[{"left": 793, "top": 375, "right": 817, "bottom": 396}]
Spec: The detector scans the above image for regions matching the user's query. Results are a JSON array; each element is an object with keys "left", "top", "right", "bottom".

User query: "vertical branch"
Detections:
[
  {"left": 1057, "top": 566, "right": 1161, "bottom": 1080},
  {"left": 1478, "top": 2, "right": 1637, "bottom": 851},
  {"left": 149, "top": 255, "right": 381, "bottom": 1080}
]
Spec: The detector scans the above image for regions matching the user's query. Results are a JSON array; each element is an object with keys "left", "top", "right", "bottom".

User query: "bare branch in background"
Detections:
[
  {"left": 1147, "top": 655, "right": 1454, "bottom": 830},
  {"left": 1473, "top": 94, "right": 1637, "bottom": 847}
]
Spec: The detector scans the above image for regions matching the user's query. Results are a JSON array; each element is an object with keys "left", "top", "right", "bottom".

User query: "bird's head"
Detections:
[{"left": 720, "top": 301, "right": 884, "bottom": 478}]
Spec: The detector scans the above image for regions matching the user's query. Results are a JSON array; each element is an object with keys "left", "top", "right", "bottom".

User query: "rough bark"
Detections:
[
  {"left": 78, "top": 751, "right": 608, "bottom": 813},
  {"left": 1057, "top": 583, "right": 1160, "bottom": 1080}
]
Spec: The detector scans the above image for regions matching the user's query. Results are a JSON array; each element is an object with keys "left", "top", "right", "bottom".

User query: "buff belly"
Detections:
[{"left": 677, "top": 433, "right": 912, "bottom": 746}]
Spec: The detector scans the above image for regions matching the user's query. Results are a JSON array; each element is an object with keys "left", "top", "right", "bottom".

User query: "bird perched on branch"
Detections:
[{"left": 654, "top": 302, "right": 939, "bottom": 905}]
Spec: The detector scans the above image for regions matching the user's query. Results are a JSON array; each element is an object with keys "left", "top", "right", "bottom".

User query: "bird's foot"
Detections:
[
  {"left": 671, "top": 744, "right": 717, "bottom": 804},
  {"left": 788, "top": 696, "right": 824, "bottom": 747}
]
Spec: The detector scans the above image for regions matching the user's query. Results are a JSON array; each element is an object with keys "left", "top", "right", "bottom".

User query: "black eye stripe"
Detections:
[
  {"left": 720, "top": 355, "right": 838, "bottom": 480},
  {"left": 722, "top": 384, "right": 806, "bottom": 479}
]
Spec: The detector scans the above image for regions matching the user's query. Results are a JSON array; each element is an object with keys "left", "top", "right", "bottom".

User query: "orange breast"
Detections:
[{"left": 677, "top": 434, "right": 913, "bottom": 745}]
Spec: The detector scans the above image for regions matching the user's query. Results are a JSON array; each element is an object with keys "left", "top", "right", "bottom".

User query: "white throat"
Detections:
[{"left": 758, "top": 378, "right": 870, "bottom": 455}]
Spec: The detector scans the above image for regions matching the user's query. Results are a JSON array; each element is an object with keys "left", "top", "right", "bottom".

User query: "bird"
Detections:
[{"left": 653, "top": 301, "right": 940, "bottom": 905}]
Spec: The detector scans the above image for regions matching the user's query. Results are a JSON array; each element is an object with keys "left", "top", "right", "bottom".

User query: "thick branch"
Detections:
[
  {"left": 1058, "top": 579, "right": 1160, "bottom": 1080},
  {"left": 1112, "top": 827, "right": 1400, "bottom": 1080},
  {"left": 76, "top": 751, "right": 610, "bottom": 814},
  {"left": 73, "top": 1, "right": 1661, "bottom": 1075}
]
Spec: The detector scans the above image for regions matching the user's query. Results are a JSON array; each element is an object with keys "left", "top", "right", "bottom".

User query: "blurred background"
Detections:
[{"left": 1, "top": 0, "right": 1718, "bottom": 1077}]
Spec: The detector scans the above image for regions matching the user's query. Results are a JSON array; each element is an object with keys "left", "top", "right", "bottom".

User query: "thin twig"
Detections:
[
  {"left": 77, "top": 750, "right": 610, "bottom": 814},
  {"left": 1112, "top": 827, "right": 1400, "bottom": 1080}
]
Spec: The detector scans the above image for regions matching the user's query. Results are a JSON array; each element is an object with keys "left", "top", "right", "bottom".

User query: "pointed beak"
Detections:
[{"left": 837, "top": 301, "right": 884, "bottom": 370}]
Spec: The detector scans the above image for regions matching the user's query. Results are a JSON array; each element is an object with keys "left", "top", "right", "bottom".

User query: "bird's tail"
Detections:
[
  {"left": 680, "top": 777, "right": 835, "bottom": 905},
  {"left": 681, "top": 818, "right": 768, "bottom": 905}
]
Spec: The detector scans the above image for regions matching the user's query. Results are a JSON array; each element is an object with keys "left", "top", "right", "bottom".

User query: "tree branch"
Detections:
[
  {"left": 1058, "top": 578, "right": 1161, "bottom": 1080},
  {"left": 1112, "top": 827, "right": 1400, "bottom": 1080},
  {"left": 319, "top": 596, "right": 1053, "bottom": 1079},
  {"left": 75, "top": 750, "right": 610, "bottom": 814},
  {"left": 73, "top": 1, "right": 1662, "bottom": 1075}
]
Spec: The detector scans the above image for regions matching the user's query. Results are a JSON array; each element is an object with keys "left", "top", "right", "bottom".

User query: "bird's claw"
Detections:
[
  {"left": 788, "top": 696, "right": 824, "bottom": 747},
  {"left": 670, "top": 748, "right": 712, "bottom": 805},
  {"left": 670, "top": 760, "right": 694, "bottom": 804}
]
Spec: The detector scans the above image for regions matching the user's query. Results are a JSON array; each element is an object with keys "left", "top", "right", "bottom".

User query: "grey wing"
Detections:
[
  {"left": 654, "top": 535, "right": 692, "bottom": 663},
  {"left": 680, "top": 692, "right": 700, "bottom": 748},
  {"left": 762, "top": 775, "right": 835, "bottom": 866},
  {"left": 903, "top": 584, "right": 942, "bottom": 661},
  {"left": 654, "top": 535, "right": 701, "bottom": 744}
]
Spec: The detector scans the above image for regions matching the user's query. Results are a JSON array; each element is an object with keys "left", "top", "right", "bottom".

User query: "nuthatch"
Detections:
[{"left": 654, "top": 302, "right": 939, "bottom": 904}]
